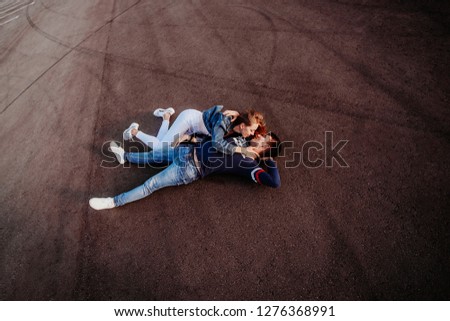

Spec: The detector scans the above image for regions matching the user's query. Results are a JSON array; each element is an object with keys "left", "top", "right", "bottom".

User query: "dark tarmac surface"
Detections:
[{"left": 1, "top": 0, "right": 449, "bottom": 300}]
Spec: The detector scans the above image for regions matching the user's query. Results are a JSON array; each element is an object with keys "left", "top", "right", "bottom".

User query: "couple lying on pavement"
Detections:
[{"left": 89, "top": 105, "right": 282, "bottom": 210}]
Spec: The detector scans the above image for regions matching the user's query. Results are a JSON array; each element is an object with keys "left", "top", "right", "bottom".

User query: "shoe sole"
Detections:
[
  {"left": 153, "top": 107, "right": 175, "bottom": 117},
  {"left": 123, "top": 123, "right": 139, "bottom": 140},
  {"left": 109, "top": 142, "right": 125, "bottom": 164}
]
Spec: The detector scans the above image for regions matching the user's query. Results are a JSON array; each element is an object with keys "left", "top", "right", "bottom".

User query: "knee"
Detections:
[{"left": 143, "top": 179, "right": 157, "bottom": 195}]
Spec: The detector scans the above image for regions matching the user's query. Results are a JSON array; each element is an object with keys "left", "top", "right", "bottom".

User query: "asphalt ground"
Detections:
[{"left": 1, "top": 0, "right": 449, "bottom": 300}]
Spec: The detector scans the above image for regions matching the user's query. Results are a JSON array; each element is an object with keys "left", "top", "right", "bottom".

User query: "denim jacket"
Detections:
[{"left": 202, "top": 105, "right": 246, "bottom": 154}]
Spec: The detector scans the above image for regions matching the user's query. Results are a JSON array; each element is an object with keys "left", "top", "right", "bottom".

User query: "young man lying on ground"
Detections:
[{"left": 89, "top": 133, "right": 282, "bottom": 210}]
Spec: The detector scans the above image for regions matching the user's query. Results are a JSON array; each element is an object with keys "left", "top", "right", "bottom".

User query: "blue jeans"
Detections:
[{"left": 113, "top": 145, "right": 200, "bottom": 207}]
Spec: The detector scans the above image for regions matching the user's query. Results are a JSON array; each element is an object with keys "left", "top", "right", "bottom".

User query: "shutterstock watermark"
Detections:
[
  {"left": 283, "top": 131, "right": 349, "bottom": 169},
  {"left": 100, "top": 131, "right": 349, "bottom": 169}
]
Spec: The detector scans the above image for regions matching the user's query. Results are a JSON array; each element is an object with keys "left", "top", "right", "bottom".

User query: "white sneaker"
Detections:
[
  {"left": 153, "top": 107, "right": 175, "bottom": 118},
  {"left": 89, "top": 197, "right": 115, "bottom": 210},
  {"left": 123, "top": 122, "right": 139, "bottom": 141},
  {"left": 109, "top": 141, "right": 125, "bottom": 164}
]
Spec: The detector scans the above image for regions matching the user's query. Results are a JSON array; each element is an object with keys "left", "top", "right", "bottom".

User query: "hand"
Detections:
[
  {"left": 241, "top": 146, "right": 259, "bottom": 159},
  {"left": 171, "top": 134, "right": 191, "bottom": 147},
  {"left": 223, "top": 110, "right": 240, "bottom": 122}
]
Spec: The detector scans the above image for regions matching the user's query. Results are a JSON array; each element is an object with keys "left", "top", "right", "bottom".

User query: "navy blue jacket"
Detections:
[{"left": 195, "top": 140, "right": 281, "bottom": 188}]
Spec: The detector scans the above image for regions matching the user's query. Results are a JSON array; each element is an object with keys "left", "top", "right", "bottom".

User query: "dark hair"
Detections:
[{"left": 258, "top": 132, "right": 283, "bottom": 159}]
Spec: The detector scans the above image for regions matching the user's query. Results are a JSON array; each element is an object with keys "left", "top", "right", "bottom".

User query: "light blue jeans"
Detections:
[
  {"left": 135, "top": 109, "right": 208, "bottom": 150},
  {"left": 113, "top": 145, "right": 200, "bottom": 207}
]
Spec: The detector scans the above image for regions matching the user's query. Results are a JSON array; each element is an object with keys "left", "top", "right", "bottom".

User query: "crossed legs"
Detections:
[
  {"left": 89, "top": 145, "right": 200, "bottom": 210},
  {"left": 124, "top": 108, "right": 209, "bottom": 150}
]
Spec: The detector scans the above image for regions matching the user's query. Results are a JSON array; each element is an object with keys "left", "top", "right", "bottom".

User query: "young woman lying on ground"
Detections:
[
  {"left": 122, "top": 105, "right": 265, "bottom": 157},
  {"left": 89, "top": 132, "right": 282, "bottom": 210}
]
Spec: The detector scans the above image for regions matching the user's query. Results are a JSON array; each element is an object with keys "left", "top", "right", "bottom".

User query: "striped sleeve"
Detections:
[
  {"left": 250, "top": 168, "right": 265, "bottom": 184},
  {"left": 248, "top": 161, "right": 280, "bottom": 188}
]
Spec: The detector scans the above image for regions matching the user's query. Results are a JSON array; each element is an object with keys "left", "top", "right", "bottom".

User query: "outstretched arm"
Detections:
[{"left": 249, "top": 159, "right": 281, "bottom": 188}]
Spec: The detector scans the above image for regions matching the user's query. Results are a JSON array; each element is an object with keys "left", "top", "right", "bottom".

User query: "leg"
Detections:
[
  {"left": 125, "top": 147, "right": 175, "bottom": 166},
  {"left": 134, "top": 131, "right": 161, "bottom": 149},
  {"left": 90, "top": 146, "right": 198, "bottom": 210},
  {"left": 109, "top": 142, "right": 173, "bottom": 165},
  {"left": 125, "top": 108, "right": 174, "bottom": 147},
  {"left": 156, "top": 114, "right": 171, "bottom": 140},
  {"left": 113, "top": 154, "right": 199, "bottom": 207},
  {"left": 157, "top": 109, "right": 205, "bottom": 148},
  {"left": 134, "top": 112, "right": 171, "bottom": 149}
]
